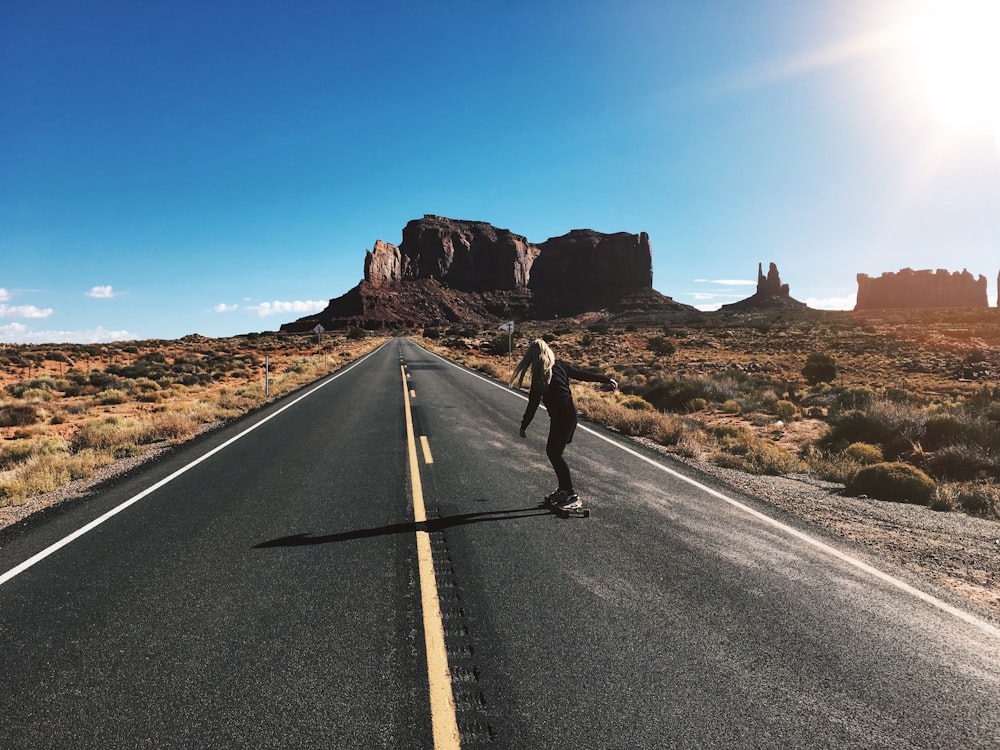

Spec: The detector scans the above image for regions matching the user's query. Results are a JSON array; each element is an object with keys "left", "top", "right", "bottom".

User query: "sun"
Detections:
[{"left": 902, "top": 0, "right": 1000, "bottom": 139}]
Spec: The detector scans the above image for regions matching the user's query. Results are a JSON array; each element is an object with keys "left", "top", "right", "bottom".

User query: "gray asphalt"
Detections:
[{"left": 1, "top": 337, "right": 998, "bottom": 749}]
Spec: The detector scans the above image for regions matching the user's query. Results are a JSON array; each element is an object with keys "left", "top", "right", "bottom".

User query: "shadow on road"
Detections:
[{"left": 254, "top": 506, "right": 550, "bottom": 548}]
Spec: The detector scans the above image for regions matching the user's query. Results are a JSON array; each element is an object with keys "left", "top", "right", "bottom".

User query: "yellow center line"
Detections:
[
  {"left": 420, "top": 436, "right": 434, "bottom": 465},
  {"left": 402, "top": 365, "right": 460, "bottom": 749}
]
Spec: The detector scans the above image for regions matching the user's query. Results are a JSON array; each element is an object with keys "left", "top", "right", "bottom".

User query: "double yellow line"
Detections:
[{"left": 401, "top": 365, "right": 460, "bottom": 749}]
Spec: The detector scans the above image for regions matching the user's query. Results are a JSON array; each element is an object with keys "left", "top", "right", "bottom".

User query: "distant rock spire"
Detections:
[
  {"left": 757, "top": 262, "right": 790, "bottom": 297},
  {"left": 721, "top": 262, "right": 805, "bottom": 311}
]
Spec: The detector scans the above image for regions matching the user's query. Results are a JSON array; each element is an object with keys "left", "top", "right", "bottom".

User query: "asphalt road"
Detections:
[{"left": 1, "top": 337, "right": 998, "bottom": 749}]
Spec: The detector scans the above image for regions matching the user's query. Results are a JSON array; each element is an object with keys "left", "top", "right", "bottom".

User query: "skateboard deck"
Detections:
[{"left": 542, "top": 496, "right": 591, "bottom": 518}]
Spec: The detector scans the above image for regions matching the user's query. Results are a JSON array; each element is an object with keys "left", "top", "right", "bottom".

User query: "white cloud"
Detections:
[
  {"left": 0, "top": 303, "right": 54, "bottom": 319},
  {"left": 0, "top": 324, "right": 136, "bottom": 344},
  {"left": 86, "top": 285, "right": 116, "bottom": 299},
  {"left": 213, "top": 303, "right": 239, "bottom": 313},
  {"left": 247, "top": 300, "right": 326, "bottom": 318},
  {"left": 803, "top": 294, "right": 856, "bottom": 311},
  {"left": 710, "top": 279, "right": 756, "bottom": 286},
  {"left": 0, "top": 288, "right": 54, "bottom": 317},
  {"left": 0, "top": 322, "right": 28, "bottom": 338}
]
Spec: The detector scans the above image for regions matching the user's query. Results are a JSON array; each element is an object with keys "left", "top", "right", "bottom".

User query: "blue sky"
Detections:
[{"left": 3, "top": 0, "right": 999, "bottom": 343}]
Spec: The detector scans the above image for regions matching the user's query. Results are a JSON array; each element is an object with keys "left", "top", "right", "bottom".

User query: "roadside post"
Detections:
[
  {"left": 313, "top": 323, "right": 325, "bottom": 366},
  {"left": 499, "top": 320, "right": 515, "bottom": 377}
]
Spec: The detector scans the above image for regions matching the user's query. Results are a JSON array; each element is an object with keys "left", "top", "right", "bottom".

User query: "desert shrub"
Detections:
[
  {"left": 71, "top": 412, "right": 198, "bottom": 452},
  {"left": 824, "top": 399, "right": 927, "bottom": 457},
  {"left": 721, "top": 399, "right": 740, "bottom": 414},
  {"left": 846, "top": 462, "right": 935, "bottom": 504},
  {"left": 467, "top": 357, "right": 508, "bottom": 381},
  {"left": 179, "top": 373, "right": 210, "bottom": 386},
  {"left": 0, "top": 454, "right": 72, "bottom": 503},
  {"left": 688, "top": 397, "right": 707, "bottom": 412},
  {"left": 947, "top": 482, "right": 1000, "bottom": 517},
  {"left": 97, "top": 389, "right": 128, "bottom": 405},
  {"left": 807, "top": 450, "right": 863, "bottom": 484},
  {"left": 348, "top": 328, "right": 367, "bottom": 340},
  {"left": 647, "top": 336, "right": 676, "bottom": 357},
  {"left": 921, "top": 412, "right": 987, "bottom": 451},
  {"left": 830, "top": 387, "right": 876, "bottom": 412},
  {"left": 20, "top": 388, "right": 54, "bottom": 402},
  {"left": 423, "top": 327, "right": 441, "bottom": 339},
  {"left": 713, "top": 424, "right": 749, "bottom": 442},
  {"left": 929, "top": 485, "right": 957, "bottom": 512},
  {"left": 0, "top": 404, "right": 41, "bottom": 427},
  {"left": 711, "top": 424, "right": 805, "bottom": 476},
  {"left": 490, "top": 334, "right": 516, "bottom": 355},
  {"left": 141, "top": 412, "right": 199, "bottom": 443},
  {"left": 617, "top": 394, "right": 654, "bottom": 411},
  {"left": 0, "top": 449, "right": 114, "bottom": 505},
  {"left": 129, "top": 377, "right": 163, "bottom": 403},
  {"left": 87, "top": 371, "right": 125, "bottom": 391},
  {"left": 574, "top": 391, "right": 689, "bottom": 445},
  {"left": 288, "top": 358, "right": 316, "bottom": 375},
  {"left": 774, "top": 400, "right": 797, "bottom": 420},
  {"left": 843, "top": 442, "right": 883, "bottom": 465},
  {"left": 0, "top": 437, "right": 69, "bottom": 470},
  {"left": 5, "top": 377, "right": 59, "bottom": 398},
  {"left": 641, "top": 378, "right": 713, "bottom": 413},
  {"left": 802, "top": 353, "right": 837, "bottom": 384},
  {"left": 71, "top": 417, "right": 144, "bottom": 457},
  {"left": 923, "top": 443, "right": 996, "bottom": 481}
]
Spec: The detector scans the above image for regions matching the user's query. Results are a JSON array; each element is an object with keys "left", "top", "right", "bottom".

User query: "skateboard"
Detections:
[{"left": 541, "top": 495, "right": 591, "bottom": 518}]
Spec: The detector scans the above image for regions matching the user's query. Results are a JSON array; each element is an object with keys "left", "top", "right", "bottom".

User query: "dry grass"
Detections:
[{"left": 0, "top": 332, "right": 384, "bottom": 507}]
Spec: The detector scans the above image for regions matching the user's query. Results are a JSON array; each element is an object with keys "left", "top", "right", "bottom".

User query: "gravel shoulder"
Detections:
[{"left": 645, "top": 439, "right": 1000, "bottom": 624}]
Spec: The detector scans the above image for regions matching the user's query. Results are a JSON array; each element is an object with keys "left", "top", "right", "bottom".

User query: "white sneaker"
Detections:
[{"left": 554, "top": 491, "right": 581, "bottom": 510}]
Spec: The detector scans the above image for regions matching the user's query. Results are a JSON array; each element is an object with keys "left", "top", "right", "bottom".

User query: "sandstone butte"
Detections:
[
  {"left": 281, "top": 215, "right": 692, "bottom": 331},
  {"left": 855, "top": 268, "right": 989, "bottom": 310},
  {"left": 281, "top": 215, "right": 999, "bottom": 331}
]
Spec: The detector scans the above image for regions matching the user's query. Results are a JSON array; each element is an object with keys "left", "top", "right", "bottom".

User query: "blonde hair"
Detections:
[{"left": 511, "top": 338, "right": 555, "bottom": 389}]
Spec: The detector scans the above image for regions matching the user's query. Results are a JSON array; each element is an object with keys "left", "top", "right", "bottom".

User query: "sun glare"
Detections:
[{"left": 904, "top": 0, "right": 1000, "bottom": 139}]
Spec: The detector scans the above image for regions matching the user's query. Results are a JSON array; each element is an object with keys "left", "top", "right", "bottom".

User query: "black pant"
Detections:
[{"left": 546, "top": 408, "right": 578, "bottom": 492}]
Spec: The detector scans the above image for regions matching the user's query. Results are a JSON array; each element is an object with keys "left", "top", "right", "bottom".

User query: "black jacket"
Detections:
[{"left": 520, "top": 359, "right": 612, "bottom": 430}]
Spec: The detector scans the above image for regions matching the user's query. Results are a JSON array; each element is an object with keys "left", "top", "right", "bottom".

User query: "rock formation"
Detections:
[
  {"left": 282, "top": 215, "right": 690, "bottom": 331},
  {"left": 855, "top": 268, "right": 988, "bottom": 310},
  {"left": 363, "top": 240, "right": 401, "bottom": 287},
  {"left": 529, "top": 229, "right": 654, "bottom": 315},
  {"left": 720, "top": 262, "right": 808, "bottom": 311}
]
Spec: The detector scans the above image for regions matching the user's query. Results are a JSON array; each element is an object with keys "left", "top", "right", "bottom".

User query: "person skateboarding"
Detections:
[{"left": 512, "top": 338, "right": 617, "bottom": 511}]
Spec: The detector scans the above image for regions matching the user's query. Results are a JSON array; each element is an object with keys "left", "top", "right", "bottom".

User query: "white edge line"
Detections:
[
  {"left": 417, "top": 341, "right": 1000, "bottom": 639},
  {"left": 0, "top": 342, "right": 390, "bottom": 588}
]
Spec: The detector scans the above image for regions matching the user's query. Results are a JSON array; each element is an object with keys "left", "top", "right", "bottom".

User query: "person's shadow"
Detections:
[{"left": 254, "top": 503, "right": 550, "bottom": 548}]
